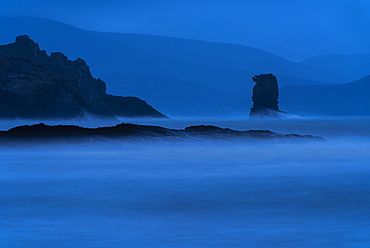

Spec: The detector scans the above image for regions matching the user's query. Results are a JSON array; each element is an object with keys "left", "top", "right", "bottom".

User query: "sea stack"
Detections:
[{"left": 249, "top": 73, "right": 282, "bottom": 118}]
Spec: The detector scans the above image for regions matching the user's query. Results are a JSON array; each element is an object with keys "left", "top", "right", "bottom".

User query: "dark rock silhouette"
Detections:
[
  {"left": 0, "top": 35, "right": 165, "bottom": 119},
  {"left": 0, "top": 123, "right": 325, "bottom": 143},
  {"left": 249, "top": 73, "right": 284, "bottom": 118}
]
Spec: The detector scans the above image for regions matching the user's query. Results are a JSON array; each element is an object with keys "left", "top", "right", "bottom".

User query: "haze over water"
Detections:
[{"left": 1, "top": 117, "right": 370, "bottom": 247}]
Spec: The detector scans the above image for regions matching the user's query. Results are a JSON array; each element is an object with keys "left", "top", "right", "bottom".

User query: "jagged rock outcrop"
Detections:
[
  {"left": 0, "top": 35, "right": 165, "bottom": 119},
  {"left": 249, "top": 73, "right": 285, "bottom": 118}
]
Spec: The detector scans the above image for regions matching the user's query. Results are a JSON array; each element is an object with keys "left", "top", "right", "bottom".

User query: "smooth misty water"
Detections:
[{"left": 1, "top": 117, "right": 370, "bottom": 248}]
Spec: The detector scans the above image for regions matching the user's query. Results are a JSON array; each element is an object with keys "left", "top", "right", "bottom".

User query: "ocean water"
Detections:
[{"left": 1, "top": 117, "right": 370, "bottom": 247}]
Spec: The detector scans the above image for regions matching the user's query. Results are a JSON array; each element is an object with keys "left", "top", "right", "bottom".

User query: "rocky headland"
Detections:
[{"left": 0, "top": 35, "right": 165, "bottom": 120}]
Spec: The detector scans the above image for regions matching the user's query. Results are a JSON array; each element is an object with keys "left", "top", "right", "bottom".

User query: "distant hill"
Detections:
[
  {"left": 5, "top": 17, "right": 369, "bottom": 117},
  {"left": 280, "top": 76, "right": 370, "bottom": 116},
  {"left": 0, "top": 16, "right": 340, "bottom": 116},
  {"left": 300, "top": 54, "right": 370, "bottom": 83},
  {"left": 0, "top": 35, "right": 165, "bottom": 120},
  {"left": 95, "top": 32, "right": 338, "bottom": 83}
]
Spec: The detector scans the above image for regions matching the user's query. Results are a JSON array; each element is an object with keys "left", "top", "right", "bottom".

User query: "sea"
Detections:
[{"left": 1, "top": 116, "right": 370, "bottom": 247}]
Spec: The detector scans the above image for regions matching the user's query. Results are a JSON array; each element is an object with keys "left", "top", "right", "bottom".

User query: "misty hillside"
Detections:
[
  {"left": 0, "top": 16, "right": 340, "bottom": 116},
  {"left": 300, "top": 54, "right": 370, "bottom": 83},
  {"left": 94, "top": 32, "right": 338, "bottom": 82},
  {"left": 280, "top": 76, "right": 370, "bottom": 116},
  {"left": 0, "top": 17, "right": 337, "bottom": 86},
  {"left": 2, "top": 17, "right": 369, "bottom": 116}
]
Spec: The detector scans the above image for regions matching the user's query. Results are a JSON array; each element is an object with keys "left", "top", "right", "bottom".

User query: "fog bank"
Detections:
[{"left": 1, "top": 117, "right": 370, "bottom": 247}]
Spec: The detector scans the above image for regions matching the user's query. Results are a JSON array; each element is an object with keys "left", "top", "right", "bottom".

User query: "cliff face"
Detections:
[{"left": 0, "top": 35, "right": 165, "bottom": 119}]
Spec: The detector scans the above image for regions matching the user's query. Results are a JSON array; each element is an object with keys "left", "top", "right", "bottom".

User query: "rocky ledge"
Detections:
[{"left": 0, "top": 123, "right": 325, "bottom": 143}]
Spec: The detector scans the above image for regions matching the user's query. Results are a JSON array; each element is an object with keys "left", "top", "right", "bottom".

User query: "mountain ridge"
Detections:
[
  {"left": 1, "top": 16, "right": 368, "bottom": 116},
  {"left": 280, "top": 75, "right": 370, "bottom": 116},
  {"left": 300, "top": 54, "right": 370, "bottom": 83},
  {"left": 94, "top": 31, "right": 337, "bottom": 83}
]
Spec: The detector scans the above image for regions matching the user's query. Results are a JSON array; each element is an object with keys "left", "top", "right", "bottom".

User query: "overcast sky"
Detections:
[{"left": 0, "top": 0, "right": 369, "bottom": 60}]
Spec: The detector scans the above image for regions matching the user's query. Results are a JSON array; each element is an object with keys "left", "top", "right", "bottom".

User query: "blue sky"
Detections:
[{"left": 0, "top": 0, "right": 369, "bottom": 60}]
